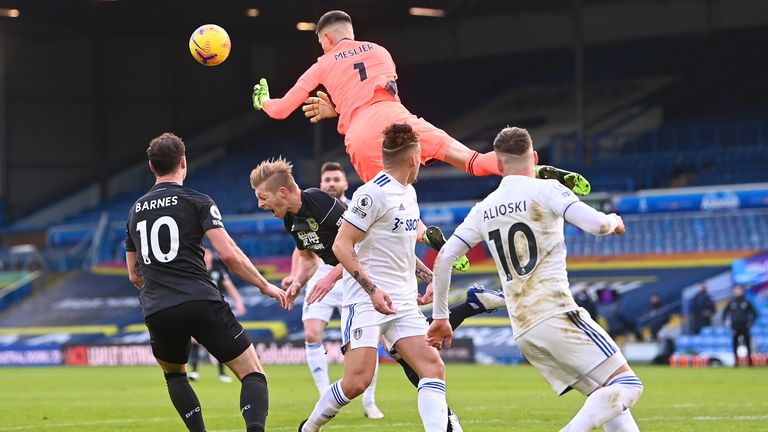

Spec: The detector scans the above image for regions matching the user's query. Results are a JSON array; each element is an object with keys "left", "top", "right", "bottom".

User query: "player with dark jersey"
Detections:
[
  {"left": 125, "top": 132, "right": 288, "bottom": 432},
  {"left": 250, "top": 157, "right": 467, "bottom": 431},
  {"left": 269, "top": 162, "right": 385, "bottom": 418},
  {"left": 188, "top": 248, "right": 247, "bottom": 383},
  {"left": 284, "top": 187, "right": 344, "bottom": 265}
]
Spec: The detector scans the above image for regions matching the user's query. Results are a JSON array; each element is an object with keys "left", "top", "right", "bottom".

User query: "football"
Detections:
[{"left": 189, "top": 24, "right": 231, "bottom": 66}]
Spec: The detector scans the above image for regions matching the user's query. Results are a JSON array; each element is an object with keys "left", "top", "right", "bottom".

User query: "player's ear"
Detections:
[
  {"left": 322, "top": 31, "right": 333, "bottom": 46},
  {"left": 148, "top": 161, "right": 154, "bottom": 174},
  {"left": 495, "top": 152, "right": 503, "bottom": 174},
  {"left": 180, "top": 156, "right": 187, "bottom": 170},
  {"left": 533, "top": 150, "right": 539, "bottom": 165}
]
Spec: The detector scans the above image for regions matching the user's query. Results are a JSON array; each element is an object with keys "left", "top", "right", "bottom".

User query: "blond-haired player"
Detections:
[{"left": 251, "top": 159, "right": 385, "bottom": 419}]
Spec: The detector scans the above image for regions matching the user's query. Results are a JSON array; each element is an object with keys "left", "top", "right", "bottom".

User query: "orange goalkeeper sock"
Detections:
[{"left": 464, "top": 151, "right": 502, "bottom": 176}]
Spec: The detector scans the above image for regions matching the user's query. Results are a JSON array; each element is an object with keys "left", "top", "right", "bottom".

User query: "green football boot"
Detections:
[
  {"left": 422, "top": 226, "right": 470, "bottom": 272},
  {"left": 535, "top": 165, "right": 591, "bottom": 196}
]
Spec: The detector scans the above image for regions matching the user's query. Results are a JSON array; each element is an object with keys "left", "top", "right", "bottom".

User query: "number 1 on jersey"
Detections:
[{"left": 353, "top": 62, "right": 367, "bottom": 81}]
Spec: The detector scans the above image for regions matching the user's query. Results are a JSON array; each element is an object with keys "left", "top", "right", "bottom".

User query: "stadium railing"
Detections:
[{"left": 0, "top": 270, "right": 42, "bottom": 313}]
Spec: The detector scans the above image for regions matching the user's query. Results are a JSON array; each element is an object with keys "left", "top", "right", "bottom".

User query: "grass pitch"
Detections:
[{"left": 0, "top": 364, "right": 766, "bottom": 431}]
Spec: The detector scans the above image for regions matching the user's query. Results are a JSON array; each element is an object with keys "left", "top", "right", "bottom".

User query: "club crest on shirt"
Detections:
[
  {"left": 307, "top": 217, "right": 319, "bottom": 231},
  {"left": 353, "top": 328, "right": 363, "bottom": 340}
]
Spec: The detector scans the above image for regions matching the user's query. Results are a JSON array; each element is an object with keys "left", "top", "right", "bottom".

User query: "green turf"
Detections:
[{"left": 0, "top": 364, "right": 766, "bottom": 431}]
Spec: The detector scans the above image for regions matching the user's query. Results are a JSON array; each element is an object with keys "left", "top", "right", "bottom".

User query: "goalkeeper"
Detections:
[{"left": 251, "top": 10, "right": 591, "bottom": 197}]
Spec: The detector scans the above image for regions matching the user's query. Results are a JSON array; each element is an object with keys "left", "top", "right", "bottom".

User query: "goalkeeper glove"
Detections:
[{"left": 252, "top": 78, "right": 270, "bottom": 110}]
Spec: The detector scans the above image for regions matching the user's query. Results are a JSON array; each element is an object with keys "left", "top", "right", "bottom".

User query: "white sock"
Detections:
[
  {"left": 362, "top": 357, "right": 379, "bottom": 406},
  {"left": 417, "top": 378, "right": 448, "bottom": 432},
  {"left": 563, "top": 371, "right": 643, "bottom": 432},
  {"left": 304, "top": 380, "right": 350, "bottom": 431},
  {"left": 603, "top": 409, "right": 639, "bottom": 432},
  {"left": 305, "top": 342, "right": 330, "bottom": 395}
]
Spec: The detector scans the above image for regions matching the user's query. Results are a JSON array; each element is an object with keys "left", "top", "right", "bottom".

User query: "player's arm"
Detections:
[
  {"left": 427, "top": 205, "right": 484, "bottom": 349},
  {"left": 547, "top": 181, "right": 624, "bottom": 236},
  {"left": 285, "top": 249, "right": 321, "bottom": 302},
  {"left": 563, "top": 201, "right": 624, "bottom": 236},
  {"left": 221, "top": 276, "right": 246, "bottom": 316},
  {"left": 282, "top": 248, "right": 301, "bottom": 289},
  {"left": 206, "top": 227, "right": 289, "bottom": 309},
  {"left": 306, "top": 263, "right": 343, "bottom": 304},
  {"left": 332, "top": 221, "right": 395, "bottom": 315},
  {"left": 124, "top": 224, "right": 142, "bottom": 289},
  {"left": 302, "top": 90, "right": 338, "bottom": 123},
  {"left": 426, "top": 236, "right": 472, "bottom": 349},
  {"left": 432, "top": 238, "right": 471, "bottom": 319},
  {"left": 415, "top": 257, "right": 433, "bottom": 284},
  {"left": 253, "top": 63, "right": 320, "bottom": 119},
  {"left": 415, "top": 257, "right": 434, "bottom": 305},
  {"left": 125, "top": 251, "right": 142, "bottom": 290}
]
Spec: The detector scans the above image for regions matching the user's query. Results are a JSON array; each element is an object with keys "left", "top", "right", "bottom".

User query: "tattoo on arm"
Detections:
[
  {"left": 352, "top": 270, "right": 378, "bottom": 296},
  {"left": 345, "top": 243, "right": 378, "bottom": 295},
  {"left": 415, "top": 258, "right": 433, "bottom": 283}
]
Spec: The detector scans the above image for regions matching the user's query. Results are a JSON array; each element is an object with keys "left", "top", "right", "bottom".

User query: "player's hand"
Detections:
[
  {"left": 306, "top": 273, "right": 337, "bottom": 305},
  {"left": 261, "top": 282, "right": 290, "bottom": 309},
  {"left": 370, "top": 289, "right": 396, "bottom": 315},
  {"left": 610, "top": 214, "right": 625, "bottom": 235},
  {"left": 426, "top": 319, "right": 453, "bottom": 350},
  {"left": 417, "top": 283, "right": 434, "bottom": 305},
  {"left": 302, "top": 91, "right": 337, "bottom": 123},
  {"left": 281, "top": 275, "right": 295, "bottom": 290},
  {"left": 284, "top": 281, "right": 303, "bottom": 310},
  {"left": 252, "top": 78, "right": 270, "bottom": 110}
]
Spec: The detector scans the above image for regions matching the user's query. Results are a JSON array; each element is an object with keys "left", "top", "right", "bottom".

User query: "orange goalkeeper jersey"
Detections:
[{"left": 264, "top": 39, "right": 400, "bottom": 134}]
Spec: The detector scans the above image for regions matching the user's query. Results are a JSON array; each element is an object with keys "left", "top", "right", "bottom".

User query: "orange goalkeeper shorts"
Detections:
[{"left": 344, "top": 101, "right": 458, "bottom": 182}]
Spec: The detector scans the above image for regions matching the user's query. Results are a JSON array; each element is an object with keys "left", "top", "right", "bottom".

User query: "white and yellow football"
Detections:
[{"left": 189, "top": 24, "right": 231, "bottom": 66}]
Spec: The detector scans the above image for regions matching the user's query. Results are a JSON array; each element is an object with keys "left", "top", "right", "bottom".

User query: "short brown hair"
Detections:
[
  {"left": 250, "top": 156, "right": 298, "bottom": 192},
  {"left": 316, "top": 10, "right": 352, "bottom": 33},
  {"left": 493, "top": 127, "right": 532, "bottom": 155},
  {"left": 320, "top": 161, "right": 345, "bottom": 175},
  {"left": 381, "top": 123, "right": 419, "bottom": 168},
  {"left": 147, "top": 132, "right": 185, "bottom": 176}
]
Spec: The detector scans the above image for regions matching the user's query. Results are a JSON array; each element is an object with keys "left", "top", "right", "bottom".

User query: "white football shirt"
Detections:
[
  {"left": 339, "top": 172, "right": 420, "bottom": 307},
  {"left": 452, "top": 176, "right": 581, "bottom": 336}
]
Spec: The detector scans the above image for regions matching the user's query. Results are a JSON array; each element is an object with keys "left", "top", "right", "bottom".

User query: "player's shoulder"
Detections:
[
  {"left": 362, "top": 40, "right": 389, "bottom": 54},
  {"left": 349, "top": 182, "right": 386, "bottom": 211},
  {"left": 538, "top": 179, "right": 578, "bottom": 203},
  {"left": 303, "top": 187, "right": 339, "bottom": 212},
  {"left": 355, "top": 180, "right": 386, "bottom": 198},
  {"left": 532, "top": 177, "right": 569, "bottom": 192},
  {"left": 177, "top": 186, "right": 215, "bottom": 204},
  {"left": 303, "top": 187, "right": 332, "bottom": 201}
]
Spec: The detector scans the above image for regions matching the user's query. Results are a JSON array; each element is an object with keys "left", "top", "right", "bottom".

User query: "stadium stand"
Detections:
[
  {"left": 553, "top": 121, "right": 768, "bottom": 192},
  {"left": 0, "top": 270, "right": 295, "bottom": 347},
  {"left": 2, "top": 23, "right": 767, "bottom": 371}
]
